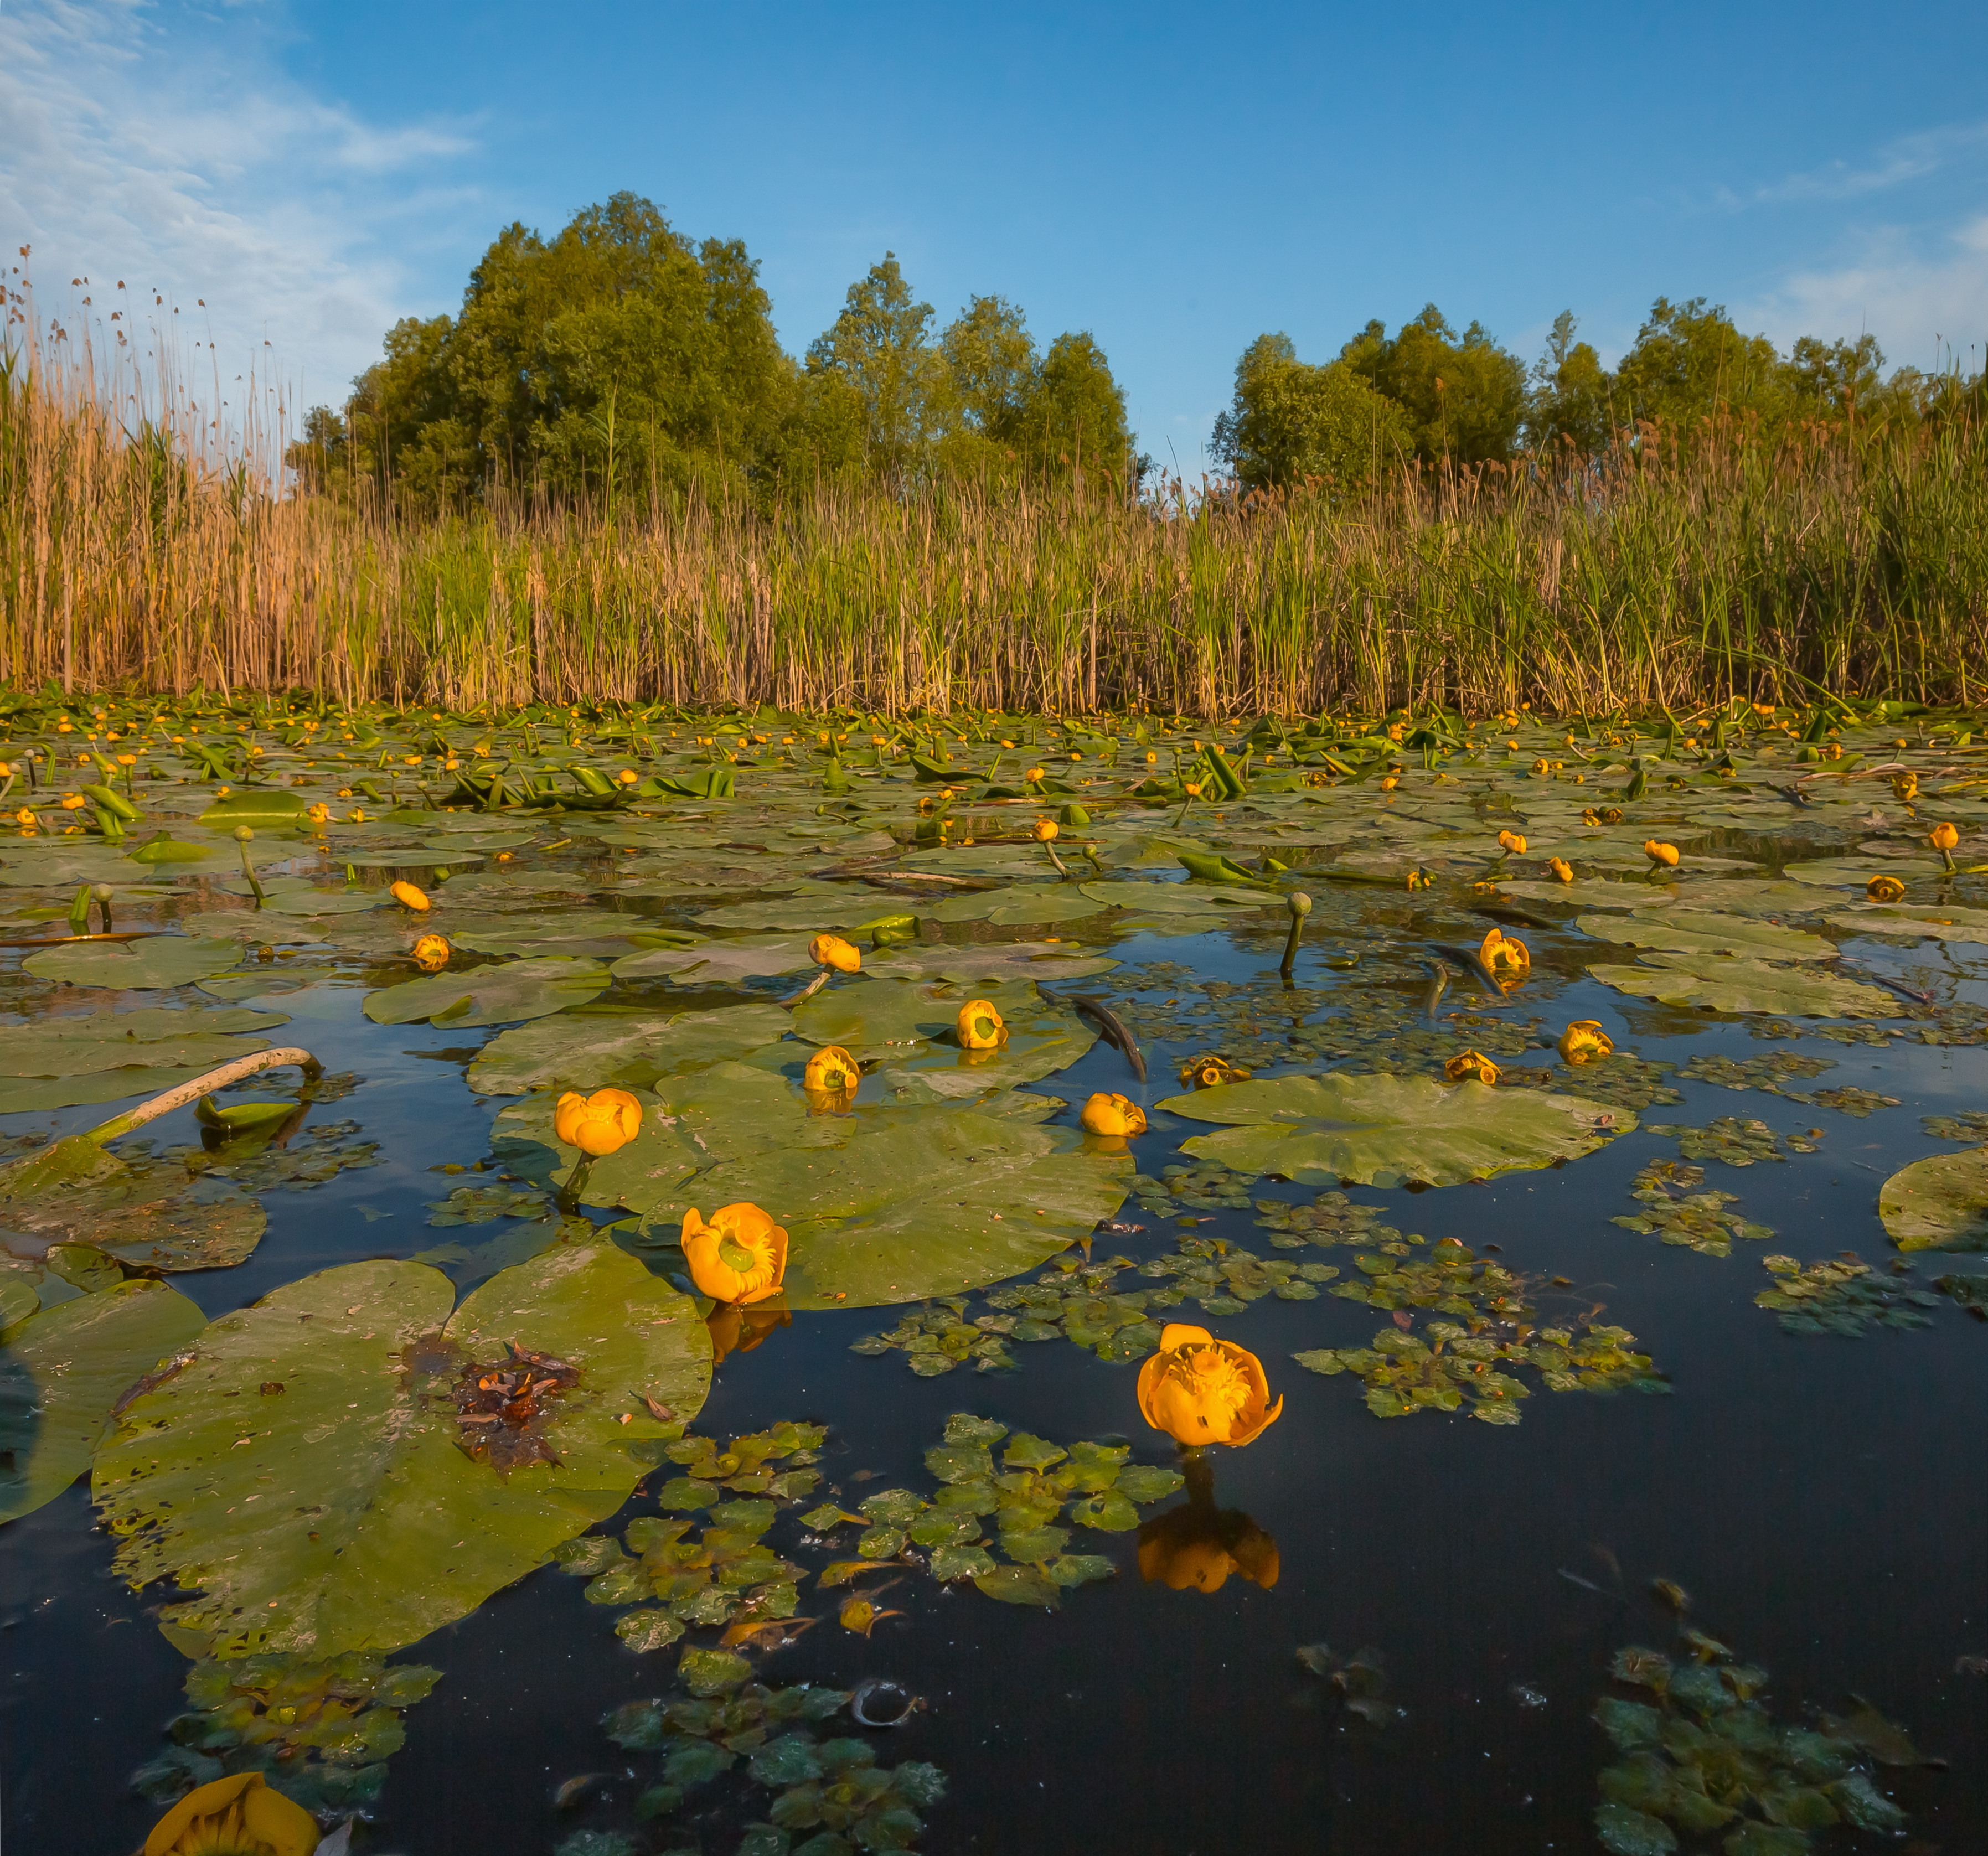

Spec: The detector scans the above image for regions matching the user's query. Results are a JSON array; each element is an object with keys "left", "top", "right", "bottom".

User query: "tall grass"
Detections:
[{"left": 5, "top": 316, "right": 1986, "bottom": 716}]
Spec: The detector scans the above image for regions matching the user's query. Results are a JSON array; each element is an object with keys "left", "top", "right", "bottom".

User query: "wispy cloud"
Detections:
[
  {"left": 0, "top": 0, "right": 479, "bottom": 407},
  {"left": 1713, "top": 121, "right": 1988, "bottom": 211},
  {"left": 1741, "top": 215, "right": 1988, "bottom": 373}
]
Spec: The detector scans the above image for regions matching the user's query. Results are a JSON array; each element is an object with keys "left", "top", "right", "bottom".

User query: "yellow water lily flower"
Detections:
[
  {"left": 810, "top": 933, "right": 861, "bottom": 973},
  {"left": 1891, "top": 771, "right": 1919, "bottom": 802},
  {"left": 1033, "top": 818, "right": 1059, "bottom": 841},
  {"left": 1496, "top": 829, "right": 1527, "bottom": 854},
  {"left": 1546, "top": 857, "right": 1574, "bottom": 883},
  {"left": 553, "top": 1087, "right": 643, "bottom": 1157},
  {"left": 803, "top": 1045, "right": 860, "bottom": 1093},
  {"left": 1404, "top": 867, "right": 1432, "bottom": 890},
  {"left": 59, "top": 792, "right": 85, "bottom": 810},
  {"left": 957, "top": 999, "right": 1006, "bottom": 1049},
  {"left": 1478, "top": 927, "right": 1530, "bottom": 978},
  {"left": 681, "top": 1201, "right": 789, "bottom": 1305},
  {"left": 1180, "top": 1053, "right": 1250, "bottom": 1089},
  {"left": 1378, "top": 774, "right": 1400, "bottom": 791},
  {"left": 1137, "top": 1324, "right": 1283, "bottom": 1449},
  {"left": 1644, "top": 840, "right": 1680, "bottom": 868},
  {"left": 1930, "top": 821, "right": 1959, "bottom": 851},
  {"left": 411, "top": 933, "right": 451, "bottom": 973},
  {"left": 305, "top": 802, "right": 331, "bottom": 824},
  {"left": 1024, "top": 766, "right": 1046, "bottom": 784},
  {"left": 1445, "top": 1049, "right": 1500, "bottom": 1084},
  {"left": 142, "top": 1771, "right": 320, "bottom": 1856},
  {"left": 390, "top": 880, "right": 430, "bottom": 911},
  {"left": 1867, "top": 873, "right": 1907, "bottom": 903},
  {"left": 1558, "top": 1020, "right": 1614, "bottom": 1065},
  {"left": 1080, "top": 1092, "right": 1148, "bottom": 1137}
]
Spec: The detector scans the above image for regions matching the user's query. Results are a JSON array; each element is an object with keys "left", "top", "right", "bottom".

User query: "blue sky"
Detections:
[{"left": 7, "top": 0, "right": 1988, "bottom": 461}]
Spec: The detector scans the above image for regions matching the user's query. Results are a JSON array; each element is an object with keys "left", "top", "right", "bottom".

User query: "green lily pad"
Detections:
[
  {"left": 789, "top": 978, "right": 1079, "bottom": 1064},
  {"left": 198, "top": 790, "right": 309, "bottom": 828},
  {"left": 864, "top": 943, "right": 1118, "bottom": 984},
  {"left": 1825, "top": 903, "right": 1988, "bottom": 944},
  {"left": 364, "top": 956, "right": 610, "bottom": 1027},
  {"left": 23, "top": 936, "right": 244, "bottom": 990},
  {"left": 1154, "top": 1072, "right": 1635, "bottom": 1188},
  {"left": 468, "top": 1004, "right": 792, "bottom": 1096},
  {"left": 1077, "top": 879, "right": 1269, "bottom": 914},
  {"left": 609, "top": 935, "right": 814, "bottom": 986},
  {"left": 93, "top": 1240, "right": 709, "bottom": 1658},
  {"left": 450, "top": 911, "right": 657, "bottom": 958},
  {"left": 2, "top": 1279, "right": 206, "bottom": 1524},
  {"left": 926, "top": 886, "right": 1106, "bottom": 925},
  {"left": 1576, "top": 911, "right": 1835, "bottom": 960},
  {"left": 1878, "top": 1148, "right": 1988, "bottom": 1252},
  {"left": 1783, "top": 857, "right": 1942, "bottom": 887},
  {"left": 1586, "top": 950, "right": 1896, "bottom": 1017}
]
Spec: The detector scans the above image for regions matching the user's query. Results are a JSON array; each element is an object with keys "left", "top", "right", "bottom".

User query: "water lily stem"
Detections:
[
  {"left": 86, "top": 1047, "right": 323, "bottom": 1145},
  {"left": 1042, "top": 840, "right": 1071, "bottom": 879},
  {"left": 558, "top": 1156, "right": 596, "bottom": 1214},
  {"left": 1279, "top": 892, "right": 1313, "bottom": 982},
  {"left": 781, "top": 968, "right": 832, "bottom": 1009}
]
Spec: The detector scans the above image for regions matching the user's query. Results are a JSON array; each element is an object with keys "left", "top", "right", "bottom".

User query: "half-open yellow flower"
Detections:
[
  {"left": 411, "top": 932, "right": 451, "bottom": 973},
  {"left": 1080, "top": 1092, "right": 1148, "bottom": 1137},
  {"left": 957, "top": 999, "right": 1006, "bottom": 1049},
  {"left": 803, "top": 1045, "right": 860, "bottom": 1093},
  {"left": 553, "top": 1087, "right": 643, "bottom": 1157},
  {"left": 1546, "top": 856, "right": 1574, "bottom": 883},
  {"left": 810, "top": 933, "right": 861, "bottom": 973},
  {"left": 1643, "top": 840, "right": 1680, "bottom": 868},
  {"left": 1930, "top": 821, "right": 1959, "bottom": 852},
  {"left": 1137, "top": 1324, "right": 1282, "bottom": 1449},
  {"left": 143, "top": 1772, "right": 320, "bottom": 1856},
  {"left": 1478, "top": 927, "right": 1530, "bottom": 978},
  {"left": 1496, "top": 829, "right": 1527, "bottom": 854},
  {"left": 1033, "top": 818, "right": 1059, "bottom": 841},
  {"left": 1558, "top": 1020, "right": 1614, "bottom": 1065},
  {"left": 1445, "top": 1050, "right": 1499, "bottom": 1084},
  {"left": 681, "top": 1201, "right": 789, "bottom": 1305},
  {"left": 1378, "top": 774, "right": 1400, "bottom": 792},
  {"left": 1867, "top": 873, "right": 1907, "bottom": 903},
  {"left": 390, "top": 879, "right": 431, "bottom": 911},
  {"left": 1180, "top": 1053, "right": 1251, "bottom": 1089}
]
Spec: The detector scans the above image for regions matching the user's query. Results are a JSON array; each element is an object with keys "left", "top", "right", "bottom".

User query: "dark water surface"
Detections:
[{"left": 4, "top": 935, "right": 1986, "bottom": 1856}]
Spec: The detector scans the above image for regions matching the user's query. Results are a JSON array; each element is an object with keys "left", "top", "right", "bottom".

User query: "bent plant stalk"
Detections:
[{"left": 87, "top": 1048, "right": 323, "bottom": 1145}]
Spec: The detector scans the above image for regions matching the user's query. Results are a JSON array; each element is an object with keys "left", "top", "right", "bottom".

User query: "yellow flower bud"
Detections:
[
  {"left": 1445, "top": 1049, "right": 1500, "bottom": 1084},
  {"left": 1080, "top": 1092, "right": 1147, "bottom": 1137},
  {"left": 810, "top": 933, "right": 861, "bottom": 973},
  {"left": 1644, "top": 840, "right": 1680, "bottom": 867},
  {"left": 59, "top": 793, "right": 84, "bottom": 810},
  {"left": 1033, "top": 818, "right": 1059, "bottom": 841},
  {"left": 680, "top": 1201, "right": 788, "bottom": 1305},
  {"left": 552, "top": 1087, "right": 643, "bottom": 1157},
  {"left": 1137, "top": 1324, "right": 1282, "bottom": 1448},
  {"left": 616, "top": 768, "right": 638, "bottom": 784},
  {"left": 1496, "top": 829, "right": 1527, "bottom": 854},
  {"left": 1866, "top": 873, "right": 1906, "bottom": 903},
  {"left": 1546, "top": 856, "right": 1574, "bottom": 883},
  {"left": 957, "top": 999, "right": 1006, "bottom": 1050},
  {"left": 1378, "top": 774, "right": 1400, "bottom": 792},
  {"left": 1558, "top": 1020, "right": 1614, "bottom": 1065},
  {"left": 390, "top": 880, "right": 431, "bottom": 911},
  {"left": 1930, "top": 821, "right": 1959, "bottom": 852}
]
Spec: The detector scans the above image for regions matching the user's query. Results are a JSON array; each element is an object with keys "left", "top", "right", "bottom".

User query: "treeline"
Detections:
[
  {"left": 289, "top": 190, "right": 1986, "bottom": 511},
  {"left": 289, "top": 193, "right": 1135, "bottom": 507},
  {"left": 1214, "top": 301, "right": 1980, "bottom": 490}
]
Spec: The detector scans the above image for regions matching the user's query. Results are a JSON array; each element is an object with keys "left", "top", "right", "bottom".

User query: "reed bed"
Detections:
[{"left": 5, "top": 326, "right": 1986, "bottom": 716}]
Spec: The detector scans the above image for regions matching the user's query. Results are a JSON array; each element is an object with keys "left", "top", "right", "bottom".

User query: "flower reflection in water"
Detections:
[
  {"left": 1137, "top": 1454, "right": 1278, "bottom": 1594},
  {"left": 706, "top": 1298, "right": 792, "bottom": 1366}
]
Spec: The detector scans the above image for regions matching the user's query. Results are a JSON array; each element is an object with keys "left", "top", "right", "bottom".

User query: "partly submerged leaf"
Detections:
[
  {"left": 1586, "top": 950, "right": 1895, "bottom": 1017},
  {"left": 1878, "top": 1147, "right": 1988, "bottom": 1252},
  {"left": 91, "top": 1242, "right": 709, "bottom": 1657},
  {"left": 23, "top": 936, "right": 244, "bottom": 991},
  {"left": 1, "top": 1280, "right": 206, "bottom": 1524},
  {"left": 1576, "top": 910, "right": 1834, "bottom": 960},
  {"left": 469, "top": 1003, "right": 791, "bottom": 1096},
  {"left": 1155, "top": 1072, "right": 1634, "bottom": 1188},
  {"left": 364, "top": 956, "right": 610, "bottom": 1027}
]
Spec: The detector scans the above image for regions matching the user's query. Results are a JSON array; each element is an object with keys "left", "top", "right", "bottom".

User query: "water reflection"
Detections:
[
  {"left": 1137, "top": 1455, "right": 1278, "bottom": 1594},
  {"left": 705, "top": 1299, "right": 792, "bottom": 1365}
]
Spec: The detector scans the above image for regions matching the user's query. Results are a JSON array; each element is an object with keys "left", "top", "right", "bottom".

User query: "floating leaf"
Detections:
[
  {"left": 1586, "top": 949, "right": 1895, "bottom": 1017},
  {"left": 1878, "top": 1148, "right": 1988, "bottom": 1252},
  {"left": 364, "top": 956, "right": 610, "bottom": 1026},
  {"left": 1155, "top": 1073, "right": 1635, "bottom": 1188},
  {"left": 1576, "top": 910, "right": 1835, "bottom": 960},
  {"left": 24, "top": 935, "right": 244, "bottom": 990},
  {"left": 92, "top": 1242, "right": 710, "bottom": 1657},
  {"left": 469, "top": 1003, "right": 791, "bottom": 1095}
]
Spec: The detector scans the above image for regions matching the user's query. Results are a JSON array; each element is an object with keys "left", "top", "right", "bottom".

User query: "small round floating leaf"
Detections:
[{"left": 1878, "top": 1148, "right": 1988, "bottom": 1252}]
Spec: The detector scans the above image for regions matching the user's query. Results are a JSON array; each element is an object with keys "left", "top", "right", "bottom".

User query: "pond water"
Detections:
[{"left": 1, "top": 706, "right": 1985, "bottom": 1856}]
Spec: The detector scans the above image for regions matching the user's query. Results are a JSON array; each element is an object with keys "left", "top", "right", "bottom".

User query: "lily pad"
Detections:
[
  {"left": 198, "top": 790, "right": 309, "bottom": 828},
  {"left": 1878, "top": 1148, "right": 1988, "bottom": 1252},
  {"left": 23, "top": 936, "right": 244, "bottom": 991},
  {"left": 1155, "top": 1073, "right": 1635, "bottom": 1187},
  {"left": 1825, "top": 903, "right": 1988, "bottom": 945},
  {"left": 2, "top": 1279, "right": 206, "bottom": 1524},
  {"left": 1576, "top": 911, "right": 1835, "bottom": 960},
  {"left": 864, "top": 943, "right": 1118, "bottom": 984},
  {"left": 1586, "top": 950, "right": 1896, "bottom": 1017},
  {"left": 469, "top": 1004, "right": 792, "bottom": 1096},
  {"left": 92, "top": 1241, "right": 709, "bottom": 1658},
  {"left": 1077, "top": 880, "right": 1269, "bottom": 914},
  {"left": 609, "top": 935, "right": 814, "bottom": 986},
  {"left": 364, "top": 956, "right": 610, "bottom": 1027}
]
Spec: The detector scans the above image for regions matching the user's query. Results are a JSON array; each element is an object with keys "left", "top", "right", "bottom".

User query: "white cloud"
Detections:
[
  {"left": 0, "top": 0, "right": 479, "bottom": 413},
  {"left": 1742, "top": 215, "right": 1988, "bottom": 374},
  {"left": 1716, "top": 123, "right": 1988, "bottom": 210}
]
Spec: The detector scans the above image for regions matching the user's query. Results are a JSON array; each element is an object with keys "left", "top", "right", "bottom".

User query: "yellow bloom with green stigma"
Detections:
[
  {"left": 810, "top": 933, "right": 861, "bottom": 973},
  {"left": 803, "top": 1044, "right": 860, "bottom": 1093},
  {"left": 553, "top": 1087, "right": 643, "bottom": 1157},
  {"left": 1478, "top": 926, "right": 1530, "bottom": 978},
  {"left": 1444, "top": 1049, "right": 1499, "bottom": 1085},
  {"left": 1080, "top": 1091, "right": 1148, "bottom": 1137},
  {"left": 1546, "top": 856, "right": 1574, "bottom": 883},
  {"left": 390, "top": 879, "right": 430, "bottom": 911},
  {"left": 1137, "top": 1324, "right": 1283, "bottom": 1449},
  {"left": 1557, "top": 1020, "right": 1614, "bottom": 1065},
  {"left": 957, "top": 999, "right": 1006, "bottom": 1050},
  {"left": 1891, "top": 771, "right": 1919, "bottom": 803},
  {"left": 1867, "top": 873, "right": 1906, "bottom": 903},
  {"left": 1179, "top": 1052, "right": 1250, "bottom": 1089},
  {"left": 681, "top": 1201, "right": 789, "bottom": 1305},
  {"left": 411, "top": 932, "right": 451, "bottom": 973},
  {"left": 142, "top": 1772, "right": 320, "bottom": 1856}
]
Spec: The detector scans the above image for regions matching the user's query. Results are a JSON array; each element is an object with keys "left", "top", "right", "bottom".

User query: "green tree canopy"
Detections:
[
  {"left": 1612, "top": 296, "right": 1787, "bottom": 426},
  {"left": 1339, "top": 305, "right": 1529, "bottom": 463},
  {"left": 1212, "top": 333, "right": 1413, "bottom": 489}
]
